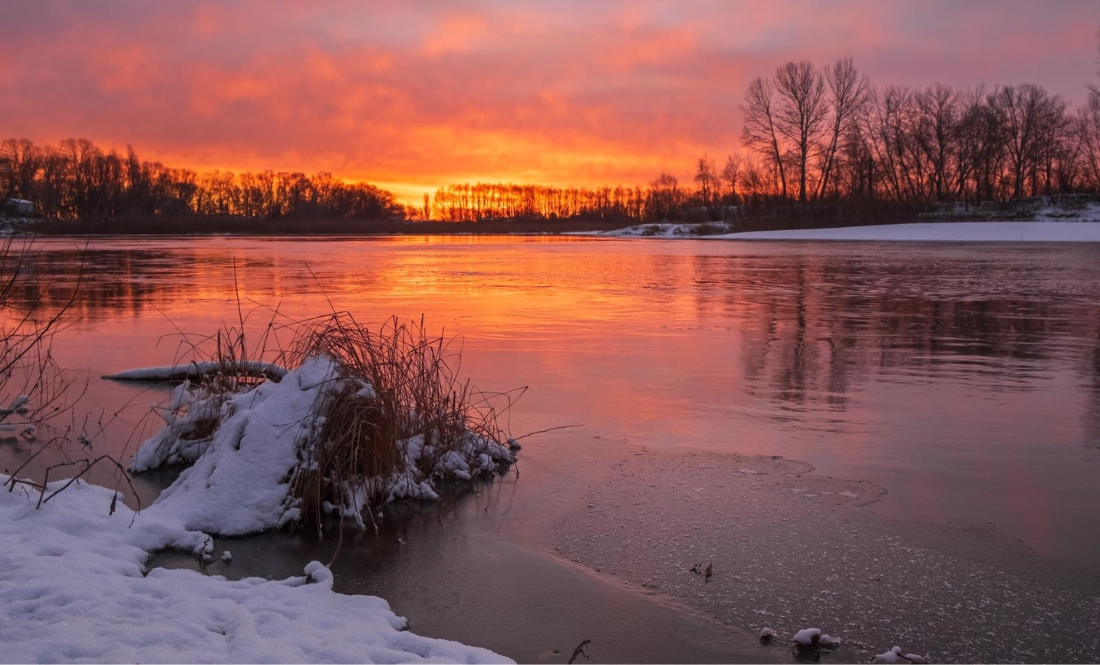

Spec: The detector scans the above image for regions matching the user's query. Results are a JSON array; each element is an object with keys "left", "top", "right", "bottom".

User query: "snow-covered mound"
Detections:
[
  {"left": 140, "top": 356, "right": 336, "bottom": 534},
  {"left": 717, "top": 221, "right": 1100, "bottom": 242},
  {"left": 133, "top": 355, "right": 515, "bottom": 536},
  {"left": 0, "top": 475, "right": 511, "bottom": 663},
  {"left": 594, "top": 222, "right": 730, "bottom": 238}
]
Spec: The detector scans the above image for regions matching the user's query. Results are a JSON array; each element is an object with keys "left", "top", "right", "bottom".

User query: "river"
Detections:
[{"left": 5, "top": 235, "right": 1100, "bottom": 662}]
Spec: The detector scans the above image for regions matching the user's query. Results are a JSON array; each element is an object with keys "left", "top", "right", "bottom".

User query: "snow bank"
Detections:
[
  {"left": 104, "top": 360, "right": 288, "bottom": 382},
  {"left": 597, "top": 222, "right": 723, "bottom": 238},
  {"left": 716, "top": 221, "right": 1100, "bottom": 242},
  {"left": 140, "top": 356, "right": 335, "bottom": 534},
  {"left": 132, "top": 355, "right": 515, "bottom": 535},
  {"left": 0, "top": 475, "right": 510, "bottom": 663}
]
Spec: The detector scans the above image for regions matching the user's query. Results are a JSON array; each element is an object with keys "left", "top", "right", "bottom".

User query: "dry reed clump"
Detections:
[{"left": 284, "top": 313, "right": 517, "bottom": 534}]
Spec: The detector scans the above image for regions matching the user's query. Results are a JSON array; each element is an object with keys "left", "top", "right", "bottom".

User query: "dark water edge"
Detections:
[
  {"left": 149, "top": 436, "right": 1100, "bottom": 664},
  {"left": 149, "top": 438, "right": 778, "bottom": 664}
]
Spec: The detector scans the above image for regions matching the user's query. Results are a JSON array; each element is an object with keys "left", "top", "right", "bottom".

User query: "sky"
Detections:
[{"left": 3, "top": 0, "right": 1098, "bottom": 204}]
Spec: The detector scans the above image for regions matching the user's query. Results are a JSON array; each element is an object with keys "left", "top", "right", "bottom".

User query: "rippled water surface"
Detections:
[{"left": 9, "top": 235, "right": 1100, "bottom": 567}]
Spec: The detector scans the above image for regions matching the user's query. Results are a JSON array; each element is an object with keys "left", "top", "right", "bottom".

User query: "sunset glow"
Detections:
[{"left": 3, "top": 1, "right": 1097, "bottom": 203}]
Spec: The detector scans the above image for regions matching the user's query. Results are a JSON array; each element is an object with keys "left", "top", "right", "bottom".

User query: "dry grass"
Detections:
[
  {"left": 131, "top": 308, "right": 519, "bottom": 535},
  {"left": 284, "top": 313, "right": 517, "bottom": 534}
]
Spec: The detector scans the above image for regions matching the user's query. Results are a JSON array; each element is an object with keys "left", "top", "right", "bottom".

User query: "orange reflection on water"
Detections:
[{"left": 16, "top": 236, "right": 1100, "bottom": 568}]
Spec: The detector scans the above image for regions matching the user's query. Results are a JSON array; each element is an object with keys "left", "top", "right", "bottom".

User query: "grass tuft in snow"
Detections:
[
  {"left": 132, "top": 313, "right": 521, "bottom": 537},
  {"left": 285, "top": 313, "right": 519, "bottom": 535}
]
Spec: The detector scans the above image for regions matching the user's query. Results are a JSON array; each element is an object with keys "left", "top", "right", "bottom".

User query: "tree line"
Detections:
[
  {"left": 735, "top": 59, "right": 1097, "bottom": 206},
  {"left": 5, "top": 55, "right": 1100, "bottom": 228},
  {"left": 0, "top": 138, "right": 404, "bottom": 220},
  {"left": 420, "top": 59, "right": 1100, "bottom": 224}
]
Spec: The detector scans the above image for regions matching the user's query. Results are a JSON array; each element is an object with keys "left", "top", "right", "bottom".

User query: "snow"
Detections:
[
  {"left": 104, "top": 360, "right": 288, "bottom": 382},
  {"left": 0, "top": 394, "right": 31, "bottom": 416},
  {"left": 598, "top": 219, "right": 1100, "bottom": 242},
  {"left": 593, "top": 200, "right": 1100, "bottom": 242},
  {"left": 132, "top": 355, "right": 515, "bottom": 535},
  {"left": 715, "top": 221, "right": 1100, "bottom": 242},
  {"left": 873, "top": 646, "right": 904, "bottom": 663},
  {"left": 0, "top": 351, "right": 524, "bottom": 662},
  {"left": 0, "top": 475, "right": 510, "bottom": 663},
  {"left": 598, "top": 222, "right": 712, "bottom": 238},
  {"left": 137, "top": 356, "right": 335, "bottom": 534},
  {"left": 792, "top": 627, "right": 822, "bottom": 645}
]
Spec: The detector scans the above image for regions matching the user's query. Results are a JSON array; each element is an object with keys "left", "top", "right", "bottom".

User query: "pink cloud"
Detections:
[{"left": 2, "top": 0, "right": 1095, "bottom": 203}]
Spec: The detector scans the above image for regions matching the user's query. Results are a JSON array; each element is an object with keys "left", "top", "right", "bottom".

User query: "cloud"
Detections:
[{"left": 2, "top": 0, "right": 1095, "bottom": 202}]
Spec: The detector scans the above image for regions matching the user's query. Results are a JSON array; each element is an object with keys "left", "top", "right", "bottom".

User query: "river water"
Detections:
[{"left": 5, "top": 236, "right": 1100, "bottom": 661}]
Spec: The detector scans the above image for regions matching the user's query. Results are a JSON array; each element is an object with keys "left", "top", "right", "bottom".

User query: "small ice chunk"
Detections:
[
  {"left": 221, "top": 551, "right": 232, "bottom": 563},
  {"left": 792, "top": 628, "right": 821, "bottom": 646},
  {"left": 873, "top": 646, "right": 903, "bottom": 663},
  {"left": 303, "top": 561, "right": 333, "bottom": 589},
  {"left": 759, "top": 627, "right": 774, "bottom": 642}
]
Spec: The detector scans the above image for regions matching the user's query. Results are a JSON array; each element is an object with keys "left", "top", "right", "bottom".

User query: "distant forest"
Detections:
[{"left": 4, "top": 57, "right": 1100, "bottom": 231}]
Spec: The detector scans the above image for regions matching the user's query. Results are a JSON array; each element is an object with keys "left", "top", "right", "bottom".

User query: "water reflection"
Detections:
[{"left": 9, "top": 236, "right": 1100, "bottom": 565}]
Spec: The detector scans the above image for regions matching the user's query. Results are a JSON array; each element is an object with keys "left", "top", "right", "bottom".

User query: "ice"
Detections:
[
  {"left": 0, "top": 473, "right": 511, "bottom": 663},
  {"left": 792, "top": 627, "right": 822, "bottom": 645},
  {"left": 718, "top": 221, "right": 1100, "bottom": 242},
  {"left": 874, "top": 646, "right": 904, "bottom": 663},
  {"left": 0, "top": 394, "right": 30, "bottom": 416}
]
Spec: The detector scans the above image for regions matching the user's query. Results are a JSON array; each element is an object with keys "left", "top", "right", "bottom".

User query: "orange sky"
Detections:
[{"left": 2, "top": 1, "right": 1097, "bottom": 204}]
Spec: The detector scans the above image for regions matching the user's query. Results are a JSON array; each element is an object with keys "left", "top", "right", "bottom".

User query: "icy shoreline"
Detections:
[
  {"left": 0, "top": 475, "right": 512, "bottom": 663},
  {"left": 714, "top": 220, "right": 1100, "bottom": 242},
  {"left": 595, "top": 220, "right": 1100, "bottom": 242},
  {"left": 0, "top": 354, "right": 517, "bottom": 663},
  {"left": 555, "top": 447, "right": 1100, "bottom": 663}
]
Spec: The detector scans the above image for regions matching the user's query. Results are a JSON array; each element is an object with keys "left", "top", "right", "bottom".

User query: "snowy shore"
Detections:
[
  {"left": 597, "top": 220, "right": 1100, "bottom": 242},
  {"left": 0, "top": 476, "right": 511, "bottom": 663},
  {"left": 714, "top": 220, "right": 1100, "bottom": 242},
  {"left": 1, "top": 354, "right": 516, "bottom": 663}
]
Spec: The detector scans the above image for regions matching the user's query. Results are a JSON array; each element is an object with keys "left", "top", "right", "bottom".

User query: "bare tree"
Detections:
[
  {"left": 816, "top": 59, "right": 870, "bottom": 200},
  {"left": 648, "top": 172, "right": 681, "bottom": 221},
  {"left": 720, "top": 154, "right": 742, "bottom": 204},
  {"left": 774, "top": 61, "right": 829, "bottom": 203},
  {"left": 693, "top": 155, "right": 716, "bottom": 209},
  {"left": 741, "top": 77, "right": 788, "bottom": 199}
]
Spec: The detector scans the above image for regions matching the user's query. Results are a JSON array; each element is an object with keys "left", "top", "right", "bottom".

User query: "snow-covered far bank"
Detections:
[
  {"left": 589, "top": 199, "right": 1100, "bottom": 241},
  {"left": 590, "top": 220, "right": 1100, "bottom": 242},
  {"left": 0, "top": 475, "right": 512, "bottom": 664},
  {"left": 714, "top": 221, "right": 1100, "bottom": 242}
]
